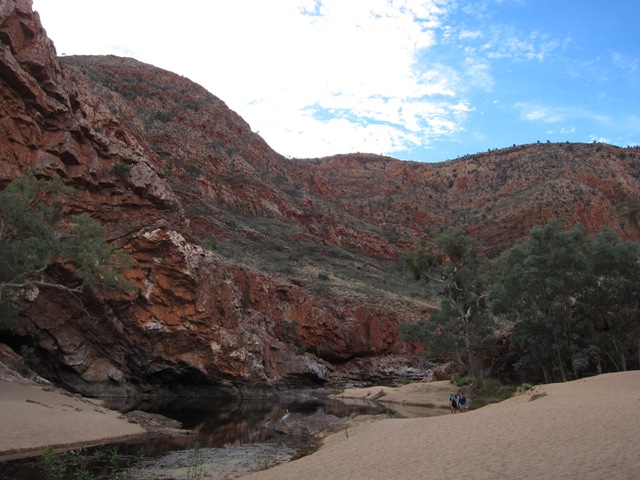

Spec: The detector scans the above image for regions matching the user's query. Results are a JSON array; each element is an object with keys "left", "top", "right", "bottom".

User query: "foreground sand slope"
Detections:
[
  {"left": 0, "top": 374, "right": 145, "bottom": 460},
  {"left": 241, "top": 371, "right": 640, "bottom": 480}
]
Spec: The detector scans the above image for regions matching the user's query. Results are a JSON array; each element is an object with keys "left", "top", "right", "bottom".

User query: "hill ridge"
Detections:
[{"left": 1, "top": 0, "right": 639, "bottom": 395}]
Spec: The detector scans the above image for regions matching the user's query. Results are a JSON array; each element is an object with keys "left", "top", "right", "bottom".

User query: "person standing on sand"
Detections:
[
  {"left": 449, "top": 392, "right": 458, "bottom": 413},
  {"left": 458, "top": 391, "right": 467, "bottom": 412}
]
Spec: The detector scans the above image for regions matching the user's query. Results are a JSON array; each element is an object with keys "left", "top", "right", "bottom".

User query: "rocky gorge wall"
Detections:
[
  {"left": 0, "top": 0, "right": 413, "bottom": 397},
  {"left": 2, "top": 1, "right": 640, "bottom": 397}
]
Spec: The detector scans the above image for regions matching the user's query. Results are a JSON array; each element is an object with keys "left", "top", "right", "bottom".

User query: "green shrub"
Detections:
[
  {"left": 467, "top": 379, "right": 516, "bottom": 409},
  {"left": 186, "top": 441, "right": 205, "bottom": 480},
  {"left": 202, "top": 236, "right": 217, "bottom": 251},
  {"left": 452, "top": 376, "right": 473, "bottom": 387},
  {"left": 111, "top": 163, "right": 131, "bottom": 179},
  {"left": 516, "top": 382, "right": 534, "bottom": 394},
  {"left": 282, "top": 319, "right": 299, "bottom": 341},
  {"left": 41, "top": 445, "right": 143, "bottom": 480},
  {"left": 242, "top": 285, "right": 251, "bottom": 311}
]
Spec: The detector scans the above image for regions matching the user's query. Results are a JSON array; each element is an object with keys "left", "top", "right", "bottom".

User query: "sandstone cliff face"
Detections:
[
  {"left": 2, "top": 1, "right": 640, "bottom": 396},
  {"left": 0, "top": 0, "right": 410, "bottom": 396},
  {"left": 293, "top": 147, "right": 640, "bottom": 255}
]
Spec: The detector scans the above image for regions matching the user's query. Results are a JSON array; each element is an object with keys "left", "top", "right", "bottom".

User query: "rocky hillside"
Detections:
[{"left": 1, "top": 1, "right": 639, "bottom": 397}]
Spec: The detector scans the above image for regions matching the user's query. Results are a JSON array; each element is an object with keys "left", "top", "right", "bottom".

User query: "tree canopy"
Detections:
[
  {"left": 400, "top": 227, "right": 494, "bottom": 381},
  {"left": 491, "top": 220, "right": 640, "bottom": 381},
  {"left": 402, "top": 220, "right": 640, "bottom": 383},
  {"left": 0, "top": 172, "right": 132, "bottom": 330}
]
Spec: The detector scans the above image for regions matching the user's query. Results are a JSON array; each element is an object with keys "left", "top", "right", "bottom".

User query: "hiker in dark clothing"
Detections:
[{"left": 449, "top": 392, "right": 458, "bottom": 413}]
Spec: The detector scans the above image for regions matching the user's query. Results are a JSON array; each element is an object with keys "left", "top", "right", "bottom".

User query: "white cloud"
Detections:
[
  {"left": 481, "top": 27, "right": 561, "bottom": 62},
  {"left": 34, "top": 0, "right": 469, "bottom": 159},
  {"left": 464, "top": 58, "right": 493, "bottom": 91},
  {"left": 459, "top": 30, "right": 482, "bottom": 40},
  {"left": 36, "top": 0, "right": 632, "bottom": 160},
  {"left": 515, "top": 102, "right": 566, "bottom": 123},
  {"left": 611, "top": 52, "right": 639, "bottom": 74},
  {"left": 516, "top": 102, "right": 624, "bottom": 147},
  {"left": 589, "top": 135, "right": 611, "bottom": 144}
]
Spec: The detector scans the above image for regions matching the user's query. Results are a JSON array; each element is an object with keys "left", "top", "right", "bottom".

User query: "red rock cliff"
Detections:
[
  {"left": 0, "top": 0, "right": 414, "bottom": 396},
  {"left": 2, "top": 1, "right": 640, "bottom": 396}
]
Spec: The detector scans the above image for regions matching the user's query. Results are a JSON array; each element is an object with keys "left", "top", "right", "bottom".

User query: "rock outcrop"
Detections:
[
  {"left": 2, "top": 1, "right": 640, "bottom": 397},
  {"left": 0, "top": 0, "right": 416, "bottom": 396}
]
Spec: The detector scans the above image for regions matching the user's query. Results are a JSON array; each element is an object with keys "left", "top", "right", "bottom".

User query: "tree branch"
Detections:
[{"left": 1, "top": 279, "right": 84, "bottom": 295}]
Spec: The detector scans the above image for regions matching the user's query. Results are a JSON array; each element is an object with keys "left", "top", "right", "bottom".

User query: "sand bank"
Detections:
[
  {"left": 0, "top": 372, "right": 145, "bottom": 461},
  {"left": 241, "top": 371, "right": 640, "bottom": 480},
  {"left": 332, "top": 379, "right": 454, "bottom": 408},
  {"left": 2, "top": 367, "right": 638, "bottom": 479}
]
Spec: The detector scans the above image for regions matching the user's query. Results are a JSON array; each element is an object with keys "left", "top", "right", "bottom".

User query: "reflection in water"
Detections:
[
  {"left": 104, "top": 394, "right": 400, "bottom": 457},
  {"left": 0, "top": 393, "right": 443, "bottom": 480}
]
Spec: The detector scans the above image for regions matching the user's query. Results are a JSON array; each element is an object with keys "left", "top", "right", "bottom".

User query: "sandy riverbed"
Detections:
[
  {"left": 240, "top": 371, "right": 640, "bottom": 480},
  {"left": 1, "top": 367, "right": 639, "bottom": 479},
  {"left": 0, "top": 370, "right": 145, "bottom": 461}
]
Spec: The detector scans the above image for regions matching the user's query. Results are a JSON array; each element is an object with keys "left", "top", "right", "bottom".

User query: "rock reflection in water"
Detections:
[
  {"left": 105, "top": 394, "right": 388, "bottom": 458},
  {"left": 0, "top": 393, "right": 436, "bottom": 480},
  {"left": 120, "top": 395, "right": 393, "bottom": 480}
]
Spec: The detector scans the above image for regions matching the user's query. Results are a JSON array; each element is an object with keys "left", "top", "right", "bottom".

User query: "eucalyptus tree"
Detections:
[
  {"left": 584, "top": 228, "right": 640, "bottom": 372},
  {"left": 0, "top": 172, "right": 132, "bottom": 330},
  {"left": 491, "top": 220, "right": 640, "bottom": 381},
  {"left": 401, "top": 227, "right": 493, "bottom": 382}
]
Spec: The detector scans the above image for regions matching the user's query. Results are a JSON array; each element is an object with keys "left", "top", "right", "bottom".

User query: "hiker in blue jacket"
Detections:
[{"left": 458, "top": 391, "right": 468, "bottom": 412}]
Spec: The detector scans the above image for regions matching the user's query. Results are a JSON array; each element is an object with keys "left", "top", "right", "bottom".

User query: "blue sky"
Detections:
[{"left": 33, "top": 0, "right": 640, "bottom": 162}]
